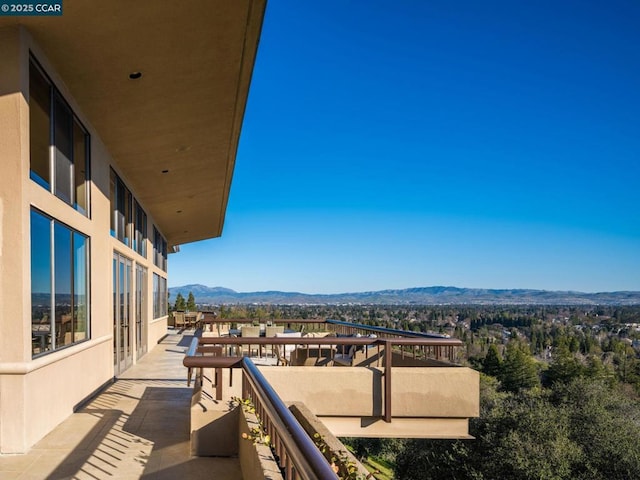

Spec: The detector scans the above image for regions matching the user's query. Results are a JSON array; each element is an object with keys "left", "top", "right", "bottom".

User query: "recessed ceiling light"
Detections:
[{"left": 129, "top": 72, "right": 142, "bottom": 80}]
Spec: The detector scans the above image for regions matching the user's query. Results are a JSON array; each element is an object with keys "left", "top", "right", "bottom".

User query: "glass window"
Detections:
[
  {"left": 153, "top": 227, "right": 167, "bottom": 271},
  {"left": 31, "top": 209, "right": 90, "bottom": 357},
  {"left": 29, "top": 61, "right": 51, "bottom": 190},
  {"left": 124, "top": 188, "right": 132, "bottom": 248},
  {"left": 153, "top": 274, "right": 158, "bottom": 319},
  {"left": 134, "top": 200, "right": 147, "bottom": 257},
  {"left": 31, "top": 210, "right": 52, "bottom": 354},
  {"left": 29, "top": 57, "right": 90, "bottom": 216},
  {"left": 53, "top": 93, "right": 73, "bottom": 204},
  {"left": 115, "top": 176, "right": 126, "bottom": 242},
  {"left": 74, "top": 119, "right": 89, "bottom": 215},
  {"left": 54, "top": 222, "right": 72, "bottom": 347},
  {"left": 73, "top": 232, "right": 88, "bottom": 342},
  {"left": 110, "top": 170, "right": 116, "bottom": 237},
  {"left": 153, "top": 273, "right": 167, "bottom": 319},
  {"left": 110, "top": 169, "right": 140, "bottom": 251},
  {"left": 153, "top": 228, "right": 158, "bottom": 266}
]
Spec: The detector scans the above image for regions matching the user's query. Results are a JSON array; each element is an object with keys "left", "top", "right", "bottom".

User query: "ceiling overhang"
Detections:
[{"left": 0, "top": 0, "right": 266, "bottom": 248}]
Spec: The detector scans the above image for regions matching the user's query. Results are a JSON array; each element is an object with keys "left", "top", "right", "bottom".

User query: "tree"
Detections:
[
  {"left": 394, "top": 375, "right": 640, "bottom": 480},
  {"left": 482, "top": 344, "right": 503, "bottom": 378},
  {"left": 499, "top": 340, "right": 540, "bottom": 392},
  {"left": 174, "top": 292, "right": 186, "bottom": 311},
  {"left": 186, "top": 291, "right": 196, "bottom": 311},
  {"left": 553, "top": 378, "right": 640, "bottom": 479},
  {"left": 341, "top": 437, "right": 405, "bottom": 464},
  {"left": 394, "top": 377, "right": 582, "bottom": 480},
  {"left": 584, "top": 355, "right": 610, "bottom": 380},
  {"left": 475, "top": 389, "right": 581, "bottom": 480},
  {"left": 394, "top": 438, "right": 475, "bottom": 480},
  {"left": 544, "top": 344, "right": 584, "bottom": 387}
]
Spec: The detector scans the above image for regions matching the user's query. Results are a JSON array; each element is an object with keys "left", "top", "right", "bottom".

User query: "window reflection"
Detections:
[
  {"left": 29, "top": 61, "right": 51, "bottom": 190},
  {"left": 31, "top": 211, "right": 52, "bottom": 354},
  {"left": 31, "top": 209, "right": 90, "bottom": 356},
  {"left": 29, "top": 57, "right": 90, "bottom": 216}
]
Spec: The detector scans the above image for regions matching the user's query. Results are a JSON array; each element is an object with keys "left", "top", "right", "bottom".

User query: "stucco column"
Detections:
[{"left": 0, "top": 25, "right": 30, "bottom": 453}]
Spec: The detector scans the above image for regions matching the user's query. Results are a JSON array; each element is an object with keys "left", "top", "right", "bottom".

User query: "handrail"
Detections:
[
  {"left": 241, "top": 357, "right": 339, "bottom": 480},
  {"left": 197, "top": 316, "right": 459, "bottom": 341},
  {"left": 200, "top": 317, "right": 327, "bottom": 325},
  {"left": 197, "top": 336, "right": 462, "bottom": 347},
  {"left": 326, "top": 319, "right": 453, "bottom": 339},
  {"left": 198, "top": 335, "right": 463, "bottom": 364},
  {"left": 185, "top": 337, "right": 199, "bottom": 357}
]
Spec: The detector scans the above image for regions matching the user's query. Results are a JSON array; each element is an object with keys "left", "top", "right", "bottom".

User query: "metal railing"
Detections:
[
  {"left": 183, "top": 319, "right": 469, "bottom": 477},
  {"left": 183, "top": 327, "right": 467, "bottom": 477},
  {"left": 183, "top": 339, "right": 337, "bottom": 480},
  {"left": 186, "top": 335, "right": 463, "bottom": 420},
  {"left": 196, "top": 317, "right": 462, "bottom": 364},
  {"left": 241, "top": 357, "right": 339, "bottom": 480}
]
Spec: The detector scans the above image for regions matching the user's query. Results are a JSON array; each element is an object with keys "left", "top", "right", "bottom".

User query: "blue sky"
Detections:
[{"left": 169, "top": 0, "right": 640, "bottom": 294}]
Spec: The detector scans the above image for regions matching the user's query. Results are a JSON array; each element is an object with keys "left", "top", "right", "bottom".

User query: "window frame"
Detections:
[
  {"left": 152, "top": 273, "right": 167, "bottom": 319},
  {"left": 29, "top": 55, "right": 91, "bottom": 217},
  {"left": 30, "top": 208, "right": 91, "bottom": 357},
  {"left": 111, "top": 169, "right": 148, "bottom": 256},
  {"left": 133, "top": 199, "right": 147, "bottom": 257},
  {"left": 153, "top": 226, "right": 167, "bottom": 271}
]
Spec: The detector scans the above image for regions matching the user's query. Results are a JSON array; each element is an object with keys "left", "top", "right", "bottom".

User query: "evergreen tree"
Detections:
[
  {"left": 186, "top": 292, "right": 196, "bottom": 311},
  {"left": 499, "top": 340, "right": 540, "bottom": 392},
  {"left": 584, "top": 355, "right": 609, "bottom": 380},
  {"left": 544, "top": 344, "right": 584, "bottom": 386},
  {"left": 482, "top": 344, "right": 503, "bottom": 378},
  {"left": 174, "top": 292, "right": 186, "bottom": 311}
]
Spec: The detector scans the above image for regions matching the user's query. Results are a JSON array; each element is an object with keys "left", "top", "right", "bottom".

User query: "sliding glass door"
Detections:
[
  {"left": 113, "top": 253, "right": 132, "bottom": 375},
  {"left": 135, "top": 264, "right": 148, "bottom": 359}
]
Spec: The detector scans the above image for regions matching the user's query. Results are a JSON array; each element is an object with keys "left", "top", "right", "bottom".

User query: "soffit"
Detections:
[{"left": 0, "top": 0, "right": 265, "bottom": 248}]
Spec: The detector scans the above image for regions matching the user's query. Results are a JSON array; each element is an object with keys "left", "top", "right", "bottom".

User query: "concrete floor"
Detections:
[{"left": 0, "top": 332, "right": 242, "bottom": 480}]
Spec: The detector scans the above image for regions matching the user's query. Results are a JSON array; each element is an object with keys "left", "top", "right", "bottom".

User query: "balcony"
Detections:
[
  {"left": 0, "top": 320, "right": 479, "bottom": 479},
  {"left": 184, "top": 317, "right": 479, "bottom": 478},
  {"left": 0, "top": 332, "right": 243, "bottom": 479}
]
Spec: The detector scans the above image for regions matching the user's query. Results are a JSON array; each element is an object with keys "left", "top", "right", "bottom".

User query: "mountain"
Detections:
[{"left": 168, "top": 284, "right": 640, "bottom": 306}]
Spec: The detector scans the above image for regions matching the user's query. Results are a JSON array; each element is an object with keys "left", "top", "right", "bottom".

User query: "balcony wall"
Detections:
[
  {"left": 243, "top": 366, "right": 479, "bottom": 442},
  {"left": 258, "top": 366, "right": 478, "bottom": 438}
]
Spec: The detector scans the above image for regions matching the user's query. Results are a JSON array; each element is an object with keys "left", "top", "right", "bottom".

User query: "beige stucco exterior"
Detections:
[
  {"left": 0, "top": 25, "right": 161, "bottom": 452},
  {"left": 189, "top": 365, "right": 479, "bottom": 444},
  {"left": 260, "top": 366, "right": 479, "bottom": 438},
  {"left": 0, "top": 0, "right": 265, "bottom": 453}
]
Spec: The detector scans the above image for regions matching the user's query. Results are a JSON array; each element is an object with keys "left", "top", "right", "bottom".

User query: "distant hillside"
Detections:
[{"left": 168, "top": 284, "right": 640, "bottom": 306}]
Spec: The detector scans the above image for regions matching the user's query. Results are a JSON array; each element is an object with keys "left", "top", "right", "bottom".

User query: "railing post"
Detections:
[{"left": 383, "top": 339, "right": 392, "bottom": 423}]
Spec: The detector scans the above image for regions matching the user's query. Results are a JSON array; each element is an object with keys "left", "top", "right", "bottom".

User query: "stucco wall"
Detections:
[
  {"left": 259, "top": 366, "right": 480, "bottom": 418},
  {"left": 0, "top": 26, "right": 169, "bottom": 453}
]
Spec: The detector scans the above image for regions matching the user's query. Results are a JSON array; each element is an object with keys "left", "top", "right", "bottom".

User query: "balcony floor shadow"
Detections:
[{"left": 0, "top": 332, "right": 242, "bottom": 480}]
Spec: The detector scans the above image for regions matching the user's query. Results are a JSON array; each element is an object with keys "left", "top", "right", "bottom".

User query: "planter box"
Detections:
[
  {"left": 239, "top": 407, "right": 284, "bottom": 480},
  {"left": 189, "top": 375, "right": 283, "bottom": 479}
]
